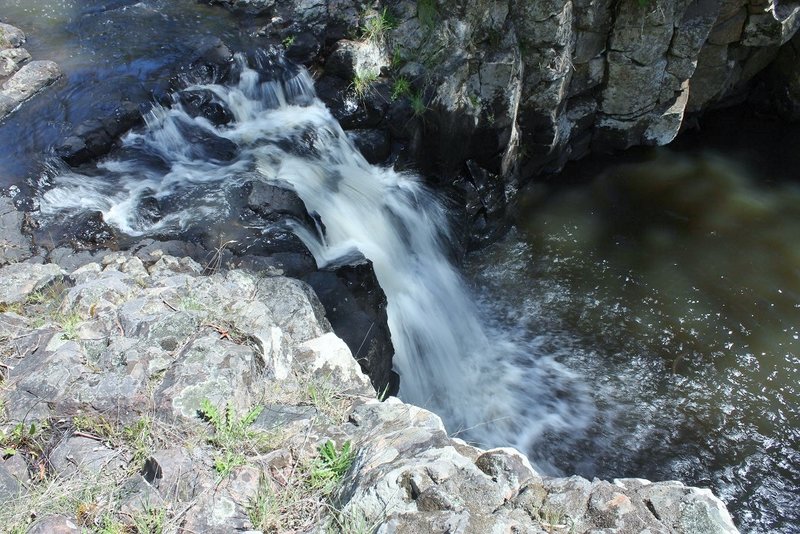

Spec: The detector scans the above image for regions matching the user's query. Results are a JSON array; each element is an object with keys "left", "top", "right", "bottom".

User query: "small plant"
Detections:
[
  {"left": 352, "top": 69, "right": 379, "bottom": 99},
  {"left": 391, "top": 77, "right": 411, "bottom": 101},
  {"left": 309, "top": 439, "right": 354, "bottom": 493},
  {"left": 131, "top": 504, "right": 167, "bottom": 534},
  {"left": 305, "top": 376, "right": 350, "bottom": 423},
  {"left": 122, "top": 417, "right": 154, "bottom": 469},
  {"left": 361, "top": 7, "right": 396, "bottom": 42},
  {"left": 1, "top": 420, "right": 48, "bottom": 459},
  {"left": 417, "top": 0, "right": 438, "bottom": 30},
  {"left": 391, "top": 46, "right": 405, "bottom": 70},
  {"left": 56, "top": 312, "right": 83, "bottom": 340},
  {"left": 73, "top": 415, "right": 155, "bottom": 471},
  {"left": 410, "top": 91, "right": 427, "bottom": 117},
  {"left": 282, "top": 34, "right": 296, "bottom": 48},
  {"left": 326, "top": 506, "right": 377, "bottom": 534},
  {"left": 198, "top": 399, "right": 268, "bottom": 476},
  {"left": 539, "top": 506, "right": 570, "bottom": 533},
  {"left": 0, "top": 302, "right": 24, "bottom": 314}
]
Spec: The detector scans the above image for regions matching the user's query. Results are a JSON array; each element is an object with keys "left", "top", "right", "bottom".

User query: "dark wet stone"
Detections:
[
  {"left": 246, "top": 181, "right": 308, "bottom": 222},
  {"left": 316, "top": 76, "right": 388, "bottom": 130},
  {"left": 56, "top": 102, "right": 143, "bottom": 166},
  {"left": 285, "top": 32, "right": 321, "bottom": 64},
  {"left": 304, "top": 264, "right": 397, "bottom": 395},
  {"left": 178, "top": 89, "right": 234, "bottom": 126},
  {"left": 347, "top": 128, "right": 391, "bottom": 164},
  {"left": 71, "top": 211, "right": 117, "bottom": 249},
  {"left": 180, "top": 126, "right": 238, "bottom": 162}
]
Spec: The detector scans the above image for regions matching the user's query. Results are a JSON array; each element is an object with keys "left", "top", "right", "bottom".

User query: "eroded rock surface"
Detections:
[
  {"left": 0, "top": 249, "right": 739, "bottom": 532},
  {"left": 0, "top": 23, "right": 61, "bottom": 120}
]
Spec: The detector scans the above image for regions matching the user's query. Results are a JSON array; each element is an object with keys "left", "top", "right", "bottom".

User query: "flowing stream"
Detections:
[
  {"left": 38, "top": 54, "right": 593, "bottom": 453},
  {"left": 3, "top": 2, "right": 800, "bottom": 531}
]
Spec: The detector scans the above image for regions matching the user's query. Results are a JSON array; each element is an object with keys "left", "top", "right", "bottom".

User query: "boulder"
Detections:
[
  {"left": 0, "top": 197, "right": 32, "bottom": 265},
  {"left": 0, "top": 60, "right": 61, "bottom": 119}
]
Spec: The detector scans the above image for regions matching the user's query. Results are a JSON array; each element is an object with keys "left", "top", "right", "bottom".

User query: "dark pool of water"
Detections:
[
  {"left": 0, "top": 0, "right": 260, "bottom": 192},
  {"left": 465, "top": 125, "right": 800, "bottom": 532}
]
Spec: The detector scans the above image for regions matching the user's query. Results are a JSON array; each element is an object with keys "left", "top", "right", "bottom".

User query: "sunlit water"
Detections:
[
  {"left": 4, "top": 2, "right": 799, "bottom": 531},
  {"left": 38, "top": 54, "right": 594, "bottom": 456},
  {"left": 0, "top": 0, "right": 255, "bottom": 188},
  {"left": 465, "top": 153, "right": 800, "bottom": 532}
]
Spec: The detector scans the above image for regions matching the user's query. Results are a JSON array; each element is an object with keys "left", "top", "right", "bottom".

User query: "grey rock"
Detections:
[
  {"left": 0, "top": 262, "right": 64, "bottom": 304},
  {"left": 2, "top": 454, "right": 30, "bottom": 484},
  {"left": 26, "top": 515, "right": 81, "bottom": 534},
  {"left": 0, "top": 23, "right": 25, "bottom": 48},
  {"left": 0, "top": 463, "right": 22, "bottom": 501},
  {"left": 0, "top": 47, "right": 31, "bottom": 78},
  {"left": 0, "top": 60, "right": 61, "bottom": 116},
  {"left": 142, "top": 448, "right": 206, "bottom": 502},
  {"left": 49, "top": 437, "right": 125, "bottom": 477},
  {"left": 0, "top": 197, "right": 33, "bottom": 265}
]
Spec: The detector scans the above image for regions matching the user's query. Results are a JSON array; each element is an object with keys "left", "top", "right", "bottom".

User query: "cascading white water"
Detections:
[{"left": 40, "top": 53, "right": 593, "bottom": 455}]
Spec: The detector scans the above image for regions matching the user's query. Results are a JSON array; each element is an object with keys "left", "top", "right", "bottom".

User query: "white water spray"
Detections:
[{"left": 40, "top": 53, "right": 593, "bottom": 453}]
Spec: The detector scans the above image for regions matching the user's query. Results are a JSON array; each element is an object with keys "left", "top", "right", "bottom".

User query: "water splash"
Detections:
[{"left": 39, "top": 52, "right": 593, "bottom": 454}]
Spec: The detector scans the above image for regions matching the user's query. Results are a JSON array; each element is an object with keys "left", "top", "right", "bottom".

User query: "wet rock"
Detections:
[
  {"left": 246, "top": 181, "right": 309, "bottom": 223},
  {"left": 56, "top": 102, "right": 143, "bottom": 166},
  {"left": 209, "top": 0, "right": 276, "bottom": 16},
  {"left": 316, "top": 75, "right": 388, "bottom": 129},
  {"left": 0, "top": 47, "right": 30, "bottom": 78},
  {"left": 0, "top": 23, "right": 25, "bottom": 48},
  {"left": 175, "top": 39, "right": 234, "bottom": 87},
  {"left": 347, "top": 128, "right": 390, "bottom": 164},
  {"left": 304, "top": 265, "right": 397, "bottom": 395},
  {"left": 285, "top": 32, "right": 321, "bottom": 64},
  {"left": 0, "top": 197, "right": 33, "bottom": 265},
  {"left": 178, "top": 89, "right": 234, "bottom": 126},
  {"left": 181, "top": 126, "right": 238, "bottom": 162},
  {"left": 70, "top": 211, "right": 116, "bottom": 249},
  {"left": 0, "top": 60, "right": 61, "bottom": 116}
]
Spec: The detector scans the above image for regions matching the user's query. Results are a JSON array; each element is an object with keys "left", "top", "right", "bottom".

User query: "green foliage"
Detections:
[
  {"left": 131, "top": 504, "right": 167, "bottom": 534},
  {"left": 198, "top": 399, "right": 268, "bottom": 476},
  {"left": 410, "top": 91, "right": 427, "bottom": 117},
  {"left": 309, "top": 440, "right": 354, "bottom": 493},
  {"left": 361, "top": 7, "right": 396, "bottom": 42},
  {"left": 73, "top": 415, "right": 154, "bottom": 470},
  {"left": 326, "top": 506, "right": 378, "bottom": 534},
  {"left": 1, "top": 420, "right": 48, "bottom": 459},
  {"left": 637, "top": 0, "right": 651, "bottom": 6},
  {"left": 417, "top": 0, "right": 438, "bottom": 30},
  {"left": 352, "top": 69, "right": 379, "bottom": 99},
  {"left": 282, "top": 34, "right": 296, "bottom": 48},
  {"left": 0, "top": 302, "right": 24, "bottom": 314},
  {"left": 391, "top": 77, "right": 411, "bottom": 101}
]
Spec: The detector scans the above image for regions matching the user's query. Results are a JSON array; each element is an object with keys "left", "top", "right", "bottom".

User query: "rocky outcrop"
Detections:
[
  {"left": 0, "top": 23, "right": 61, "bottom": 120},
  {"left": 0, "top": 249, "right": 739, "bottom": 532},
  {"left": 214, "top": 0, "right": 799, "bottom": 245}
]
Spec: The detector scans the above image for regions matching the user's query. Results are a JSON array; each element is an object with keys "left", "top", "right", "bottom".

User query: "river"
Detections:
[{"left": 1, "top": 1, "right": 799, "bottom": 532}]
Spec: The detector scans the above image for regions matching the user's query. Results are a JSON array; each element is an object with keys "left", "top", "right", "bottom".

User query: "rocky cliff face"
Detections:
[
  {"left": 0, "top": 245, "right": 739, "bottom": 533},
  {"left": 220, "top": 0, "right": 800, "bottom": 244}
]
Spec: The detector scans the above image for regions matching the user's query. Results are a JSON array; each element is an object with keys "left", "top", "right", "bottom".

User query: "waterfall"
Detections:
[{"left": 39, "top": 52, "right": 593, "bottom": 455}]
